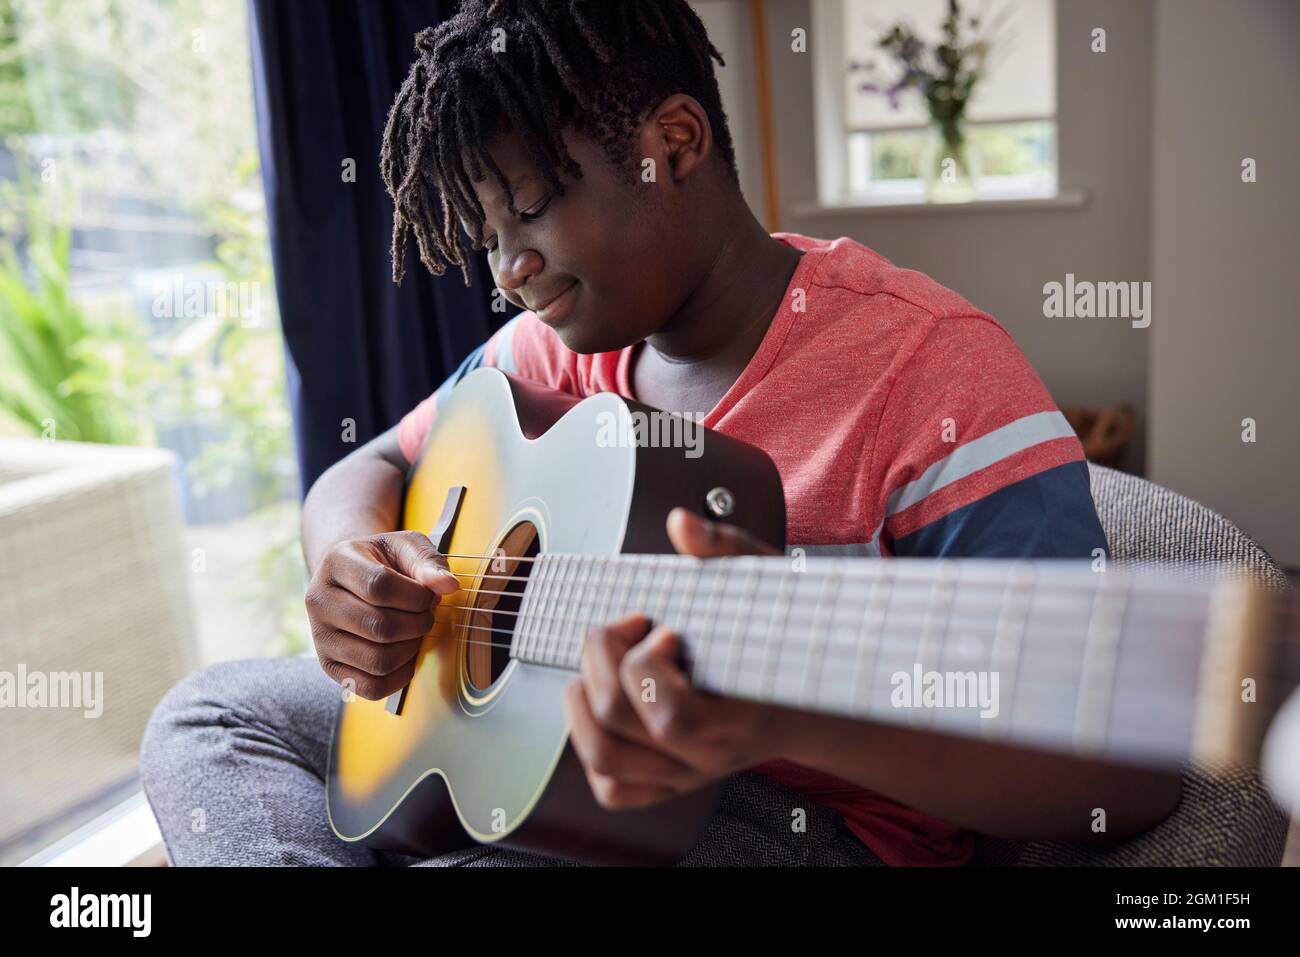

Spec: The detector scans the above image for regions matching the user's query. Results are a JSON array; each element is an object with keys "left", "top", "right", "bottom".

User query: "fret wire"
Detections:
[
  {"left": 551, "top": 553, "right": 572, "bottom": 665},
  {"left": 496, "top": 582, "right": 1201, "bottom": 673},
  {"left": 757, "top": 568, "right": 797, "bottom": 701},
  {"left": 526, "top": 555, "right": 553, "bottom": 661},
  {"left": 595, "top": 557, "right": 617, "bottom": 655},
  {"left": 671, "top": 559, "right": 701, "bottom": 633},
  {"left": 545, "top": 555, "right": 570, "bottom": 667},
  {"left": 531, "top": 555, "right": 554, "bottom": 665},
  {"left": 547, "top": 555, "right": 577, "bottom": 667},
  {"left": 559, "top": 554, "right": 580, "bottom": 667},
  {"left": 911, "top": 562, "right": 958, "bottom": 729},
  {"left": 601, "top": 555, "right": 622, "bottom": 620},
  {"left": 799, "top": 564, "right": 842, "bottom": 710},
  {"left": 652, "top": 555, "right": 677, "bottom": 626},
  {"left": 572, "top": 555, "right": 593, "bottom": 663},
  {"left": 632, "top": 555, "right": 654, "bottom": 616},
  {"left": 512, "top": 557, "right": 536, "bottom": 658},
  {"left": 721, "top": 560, "right": 761, "bottom": 695},
  {"left": 501, "top": 559, "right": 520, "bottom": 659},
  {"left": 577, "top": 556, "right": 620, "bottom": 670},
  {"left": 584, "top": 556, "right": 604, "bottom": 655},
  {"left": 637, "top": 556, "right": 658, "bottom": 621},
  {"left": 672, "top": 558, "right": 703, "bottom": 672},
  {"left": 594, "top": 555, "right": 617, "bottom": 626},
  {"left": 694, "top": 561, "right": 729, "bottom": 687},
  {"left": 612, "top": 554, "right": 636, "bottom": 621},
  {"left": 1073, "top": 574, "right": 1131, "bottom": 753},
  {"left": 550, "top": 555, "right": 572, "bottom": 667},
  {"left": 565, "top": 555, "right": 596, "bottom": 668},
  {"left": 984, "top": 563, "right": 1035, "bottom": 738},
  {"left": 849, "top": 563, "right": 895, "bottom": 716}
]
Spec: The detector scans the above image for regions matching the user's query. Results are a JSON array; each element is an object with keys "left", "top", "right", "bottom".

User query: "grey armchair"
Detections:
[{"left": 973, "top": 464, "right": 1292, "bottom": 866}]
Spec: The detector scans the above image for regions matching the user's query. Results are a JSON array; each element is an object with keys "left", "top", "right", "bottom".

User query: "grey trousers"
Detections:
[{"left": 139, "top": 657, "right": 883, "bottom": 866}]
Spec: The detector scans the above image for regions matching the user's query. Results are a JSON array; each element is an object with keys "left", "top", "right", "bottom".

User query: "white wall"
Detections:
[
  {"left": 692, "top": 0, "right": 767, "bottom": 221},
  {"left": 1148, "top": 0, "right": 1300, "bottom": 565},
  {"left": 698, "top": 0, "right": 1156, "bottom": 473},
  {"left": 697, "top": 0, "right": 1300, "bottom": 565}
]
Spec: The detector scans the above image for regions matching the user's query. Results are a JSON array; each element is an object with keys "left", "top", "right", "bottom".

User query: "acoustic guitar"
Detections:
[{"left": 326, "top": 367, "right": 1297, "bottom": 865}]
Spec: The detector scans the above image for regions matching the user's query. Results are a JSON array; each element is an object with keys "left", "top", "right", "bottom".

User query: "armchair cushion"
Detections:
[{"left": 972, "top": 464, "right": 1291, "bottom": 866}]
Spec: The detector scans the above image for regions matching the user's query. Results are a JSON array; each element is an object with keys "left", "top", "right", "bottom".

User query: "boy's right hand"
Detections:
[{"left": 305, "top": 530, "right": 460, "bottom": 700}]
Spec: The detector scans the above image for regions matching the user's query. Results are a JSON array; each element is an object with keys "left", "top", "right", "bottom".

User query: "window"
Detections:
[
  {"left": 813, "top": 0, "right": 1058, "bottom": 205},
  {"left": 0, "top": 0, "right": 301, "bottom": 865}
]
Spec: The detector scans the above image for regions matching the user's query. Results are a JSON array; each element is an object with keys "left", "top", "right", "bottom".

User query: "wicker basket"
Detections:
[{"left": 1061, "top": 403, "right": 1137, "bottom": 467}]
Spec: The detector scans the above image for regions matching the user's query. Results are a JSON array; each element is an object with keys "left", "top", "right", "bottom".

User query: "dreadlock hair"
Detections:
[{"left": 380, "top": 0, "right": 738, "bottom": 285}]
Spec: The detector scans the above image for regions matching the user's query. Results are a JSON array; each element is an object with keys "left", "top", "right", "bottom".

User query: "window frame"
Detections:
[{"left": 811, "top": 0, "right": 1062, "bottom": 207}]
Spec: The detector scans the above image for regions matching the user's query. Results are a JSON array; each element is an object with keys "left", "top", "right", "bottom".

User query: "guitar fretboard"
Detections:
[{"left": 502, "top": 553, "right": 1272, "bottom": 768}]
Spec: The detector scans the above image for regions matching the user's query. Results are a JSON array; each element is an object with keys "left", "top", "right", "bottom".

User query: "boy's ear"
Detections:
[{"left": 641, "top": 93, "right": 714, "bottom": 185}]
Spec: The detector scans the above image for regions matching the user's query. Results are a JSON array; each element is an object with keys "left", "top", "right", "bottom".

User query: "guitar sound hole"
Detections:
[{"left": 464, "top": 520, "right": 539, "bottom": 693}]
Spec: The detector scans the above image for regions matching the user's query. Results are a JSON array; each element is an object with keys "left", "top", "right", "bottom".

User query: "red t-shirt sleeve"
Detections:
[
  {"left": 865, "top": 315, "right": 1087, "bottom": 554},
  {"left": 396, "top": 312, "right": 581, "bottom": 464}
]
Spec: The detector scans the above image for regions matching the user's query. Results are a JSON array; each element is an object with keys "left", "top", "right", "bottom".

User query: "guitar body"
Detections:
[{"left": 326, "top": 367, "right": 786, "bottom": 864}]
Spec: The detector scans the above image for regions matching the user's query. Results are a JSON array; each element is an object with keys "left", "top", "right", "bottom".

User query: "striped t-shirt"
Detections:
[{"left": 397, "top": 232, "right": 1108, "bottom": 865}]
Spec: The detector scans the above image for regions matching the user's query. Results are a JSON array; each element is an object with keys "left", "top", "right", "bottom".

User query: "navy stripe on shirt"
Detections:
[{"left": 891, "top": 460, "right": 1109, "bottom": 559}]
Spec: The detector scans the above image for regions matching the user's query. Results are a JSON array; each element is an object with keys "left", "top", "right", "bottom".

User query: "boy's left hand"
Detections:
[{"left": 562, "top": 507, "right": 792, "bottom": 810}]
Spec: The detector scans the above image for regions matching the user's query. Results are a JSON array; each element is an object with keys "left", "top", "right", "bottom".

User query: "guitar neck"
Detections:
[{"left": 508, "top": 553, "right": 1289, "bottom": 769}]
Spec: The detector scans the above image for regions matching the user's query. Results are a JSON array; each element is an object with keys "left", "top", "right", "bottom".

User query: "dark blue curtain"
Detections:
[{"left": 249, "top": 0, "right": 502, "bottom": 496}]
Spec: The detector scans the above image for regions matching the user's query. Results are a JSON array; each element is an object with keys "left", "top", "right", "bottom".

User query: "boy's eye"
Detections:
[
  {"left": 479, "top": 195, "right": 552, "bottom": 252},
  {"left": 519, "top": 195, "right": 552, "bottom": 222}
]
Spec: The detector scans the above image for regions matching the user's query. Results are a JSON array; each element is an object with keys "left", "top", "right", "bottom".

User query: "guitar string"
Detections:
[
  {"left": 430, "top": 553, "right": 1297, "bottom": 618},
  {"left": 445, "top": 569, "right": 1259, "bottom": 598},
  {"left": 435, "top": 589, "right": 1211, "bottom": 643},
  {"left": 435, "top": 566, "right": 1252, "bottom": 604},
  {"left": 376, "top": 554, "right": 1296, "bottom": 669},
  {"left": 427, "top": 613, "right": 1193, "bottom": 672},
  {"left": 415, "top": 621, "right": 1254, "bottom": 707},
  {"left": 376, "top": 560, "right": 1294, "bottom": 718},
  {"left": 426, "top": 579, "right": 1297, "bottom": 649},
  {"left": 434, "top": 551, "right": 1243, "bottom": 596},
  {"left": 416, "top": 590, "right": 1292, "bottom": 681},
  {"left": 440, "top": 548, "right": 1290, "bottom": 582},
  {"left": 443, "top": 580, "right": 1217, "bottom": 619}
]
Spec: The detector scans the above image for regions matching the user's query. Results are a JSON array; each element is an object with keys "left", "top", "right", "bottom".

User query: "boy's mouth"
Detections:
[{"left": 531, "top": 280, "right": 579, "bottom": 327}]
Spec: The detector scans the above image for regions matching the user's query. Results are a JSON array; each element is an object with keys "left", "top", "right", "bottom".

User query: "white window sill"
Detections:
[
  {"left": 794, "top": 187, "right": 1089, "bottom": 218},
  {"left": 19, "top": 790, "right": 165, "bottom": 867}
]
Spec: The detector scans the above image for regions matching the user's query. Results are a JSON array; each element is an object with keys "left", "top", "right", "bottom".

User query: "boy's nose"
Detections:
[{"left": 495, "top": 246, "right": 544, "bottom": 299}]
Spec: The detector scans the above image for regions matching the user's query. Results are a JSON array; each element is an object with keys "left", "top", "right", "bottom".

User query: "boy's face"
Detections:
[{"left": 468, "top": 128, "right": 696, "bottom": 355}]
